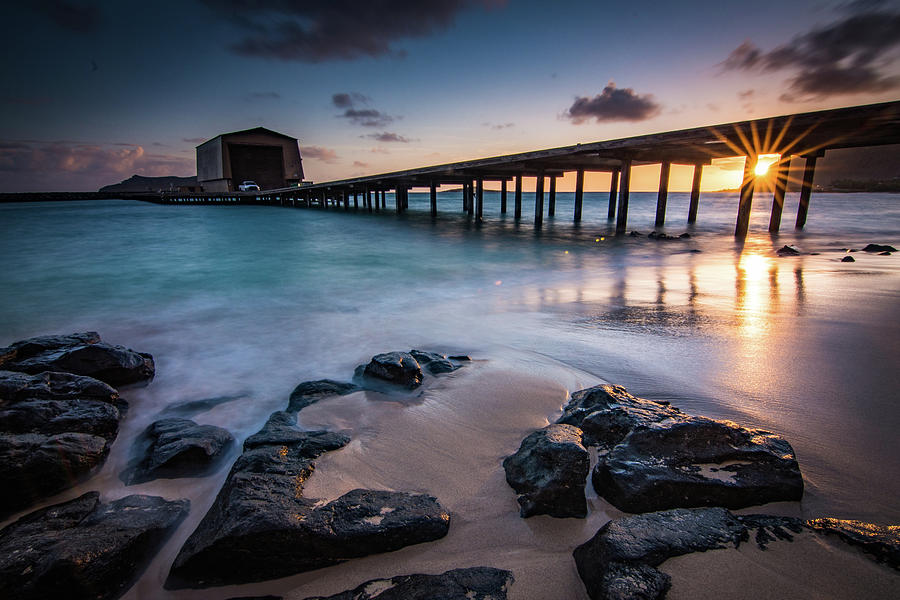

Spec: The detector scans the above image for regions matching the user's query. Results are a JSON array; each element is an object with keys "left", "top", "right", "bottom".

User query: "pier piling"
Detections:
[
  {"left": 615, "top": 161, "right": 632, "bottom": 234},
  {"left": 655, "top": 161, "right": 671, "bottom": 227},
  {"left": 574, "top": 169, "right": 584, "bottom": 222},
  {"left": 687, "top": 164, "right": 702, "bottom": 224},
  {"left": 534, "top": 172, "right": 545, "bottom": 228},
  {"left": 608, "top": 169, "right": 619, "bottom": 220},
  {"left": 734, "top": 156, "right": 756, "bottom": 238},
  {"left": 796, "top": 154, "right": 819, "bottom": 230},
  {"left": 769, "top": 156, "right": 790, "bottom": 232},
  {"left": 514, "top": 175, "right": 523, "bottom": 219}
]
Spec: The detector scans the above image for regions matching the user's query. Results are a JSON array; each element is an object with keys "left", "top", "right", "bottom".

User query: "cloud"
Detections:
[
  {"left": 721, "top": 8, "right": 900, "bottom": 101},
  {"left": 183, "top": 137, "right": 207, "bottom": 144},
  {"left": 563, "top": 82, "right": 662, "bottom": 124},
  {"left": 202, "top": 0, "right": 499, "bottom": 62},
  {"left": 363, "top": 132, "right": 412, "bottom": 143},
  {"left": 0, "top": 141, "right": 193, "bottom": 177},
  {"left": 370, "top": 147, "right": 390, "bottom": 154},
  {"left": 33, "top": 1, "right": 100, "bottom": 33},
  {"left": 300, "top": 145, "right": 339, "bottom": 163},
  {"left": 353, "top": 160, "right": 370, "bottom": 168},
  {"left": 332, "top": 92, "right": 370, "bottom": 108},
  {"left": 332, "top": 92, "right": 397, "bottom": 127},
  {"left": 483, "top": 122, "right": 515, "bottom": 130}
]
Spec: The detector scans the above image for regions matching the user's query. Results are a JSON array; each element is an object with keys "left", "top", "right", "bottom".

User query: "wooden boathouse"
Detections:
[{"left": 161, "top": 101, "right": 900, "bottom": 237}]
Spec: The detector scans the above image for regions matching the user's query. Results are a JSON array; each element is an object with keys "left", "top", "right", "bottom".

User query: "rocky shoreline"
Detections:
[{"left": 0, "top": 332, "right": 897, "bottom": 600}]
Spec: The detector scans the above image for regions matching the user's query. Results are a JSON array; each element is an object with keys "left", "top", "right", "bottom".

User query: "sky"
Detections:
[{"left": 1, "top": 0, "right": 899, "bottom": 192}]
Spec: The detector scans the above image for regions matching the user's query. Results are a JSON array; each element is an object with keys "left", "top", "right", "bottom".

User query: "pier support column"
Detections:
[
  {"left": 734, "top": 156, "right": 757, "bottom": 238},
  {"left": 467, "top": 181, "right": 475, "bottom": 218},
  {"left": 574, "top": 169, "right": 584, "bottom": 222},
  {"left": 514, "top": 175, "right": 523, "bottom": 219},
  {"left": 501, "top": 180, "right": 507, "bottom": 214},
  {"left": 534, "top": 172, "right": 545, "bottom": 228},
  {"left": 367, "top": 189, "right": 374, "bottom": 213},
  {"left": 430, "top": 181, "right": 437, "bottom": 217},
  {"left": 381, "top": 190, "right": 386, "bottom": 210},
  {"left": 796, "top": 154, "right": 819, "bottom": 230},
  {"left": 476, "top": 178, "right": 484, "bottom": 219},
  {"left": 615, "top": 161, "right": 632, "bottom": 234},
  {"left": 688, "top": 164, "right": 703, "bottom": 223},
  {"left": 608, "top": 169, "right": 620, "bottom": 220},
  {"left": 353, "top": 192, "right": 358, "bottom": 209},
  {"left": 655, "top": 161, "right": 671, "bottom": 227},
  {"left": 769, "top": 156, "right": 790, "bottom": 232},
  {"left": 548, "top": 176, "right": 557, "bottom": 217}
]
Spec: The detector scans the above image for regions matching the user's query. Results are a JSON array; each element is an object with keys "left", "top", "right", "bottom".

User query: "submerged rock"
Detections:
[
  {"left": 410, "top": 349, "right": 461, "bottom": 374},
  {"left": 0, "top": 332, "right": 154, "bottom": 386},
  {"left": 842, "top": 255, "right": 856, "bottom": 262},
  {"left": 861, "top": 243, "right": 897, "bottom": 253},
  {"left": 303, "top": 567, "right": 514, "bottom": 600},
  {"left": 0, "top": 370, "right": 123, "bottom": 518},
  {"left": 0, "top": 492, "right": 189, "bottom": 600},
  {"left": 287, "top": 379, "right": 358, "bottom": 413},
  {"left": 125, "top": 418, "right": 234, "bottom": 484},
  {"left": 503, "top": 424, "right": 589, "bottom": 518},
  {"left": 167, "top": 411, "right": 450, "bottom": 588},
  {"left": 593, "top": 416, "right": 803, "bottom": 513},
  {"left": 776, "top": 245, "right": 801, "bottom": 256},
  {"left": 362, "top": 351, "right": 424, "bottom": 388}
]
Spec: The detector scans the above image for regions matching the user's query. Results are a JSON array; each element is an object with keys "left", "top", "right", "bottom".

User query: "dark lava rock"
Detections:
[
  {"left": 556, "top": 384, "right": 683, "bottom": 448},
  {"left": 574, "top": 507, "right": 747, "bottom": 600},
  {"left": 776, "top": 245, "right": 801, "bottom": 256},
  {"left": 0, "top": 370, "right": 123, "bottom": 518},
  {"left": 287, "top": 379, "right": 358, "bottom": 413},
  {"left": 448, "top": 354, "right": 471, "bottom": 361},
  {"left": 125, "top": 418, "right": 234, "bottom": 484},
  {"left": 167, "top": 411, "right": 449, "bottom": 588},
  {"left": 553, "top": 384, "right": 802, "bottom": 513},
  {"left": 303, "top": 566, "right": 514, "bottom": 600},
  {"left": 648, "top": 231, "right": 681, "bottom": 241},
  {"left": 806, "top": 518, "right": 900, "bottom": 570},
  {"left": 861, "top": 243, "right": 897, "bottom": 253},
  {"left": 879, "top": 251, "right": 893, "bottom": 256},
  {"left": 629, "top": 231, "right": 643, "bottom": 237},
  {"left": 679, "top": 232, "right": 691, "bottom": 239},
  {"left": 0, "top": 433, "right": 112, "bottom": 517},
  {"left": 410, "top": 349, "right": 461, "bottom": 374},
  {"left": 573, "top": 508, "right": 892, "bottom": 599},
  {"left": 362, "top": 351, "right": 424, "bottom": 388},
  {"left": 0, "top": 491, "right": 189, "bottom": 600},
  {"left": 0, "top": 398, "right": 120, "bottom": 438},
  {"left": 842, "top": 255, "right": 856, "bottom": 262},
  {"left": 0, "top": 331, "right": 154, "bottom": 386},
  {"left": 594, "top": 416, "right": 803, "bottom": 513},
  {"left": 503, "top": 424, "right": 589, "bottom": 518},
  {"left": 0, "top": 370, "right": 119, "bottom": 406}
]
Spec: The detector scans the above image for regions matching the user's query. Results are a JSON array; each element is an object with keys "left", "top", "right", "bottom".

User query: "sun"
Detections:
[{"left": 754, "top": 154, "right": 780, "bottom": 177}]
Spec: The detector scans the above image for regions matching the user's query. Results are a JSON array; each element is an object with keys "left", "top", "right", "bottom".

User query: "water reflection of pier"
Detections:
[
  {"left": 522, "top": 252, "right": 808, "bottom": 334},
  {"left": 159, "top": 101, "right": 899, "bottom": 238}
]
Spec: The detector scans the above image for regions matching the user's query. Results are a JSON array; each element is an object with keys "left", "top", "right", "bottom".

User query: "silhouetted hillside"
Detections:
[{"left": 99, "top": 174, "right": 197, "bottom": 192}]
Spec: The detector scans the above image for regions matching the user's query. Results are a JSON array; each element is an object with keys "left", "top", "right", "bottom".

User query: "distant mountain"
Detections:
[{"left": 99, "top": 174, "right": 197, "bottom": 192}]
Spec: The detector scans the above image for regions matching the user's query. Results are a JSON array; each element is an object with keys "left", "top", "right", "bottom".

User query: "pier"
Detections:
[{"left": 156, "top": 101, "right": 900, "bottom": 237}]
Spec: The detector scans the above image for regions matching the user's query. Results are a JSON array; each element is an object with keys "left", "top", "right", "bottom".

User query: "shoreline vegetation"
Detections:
[{"left": 1, "top": 336, "right": 897, "bottom": 599}]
